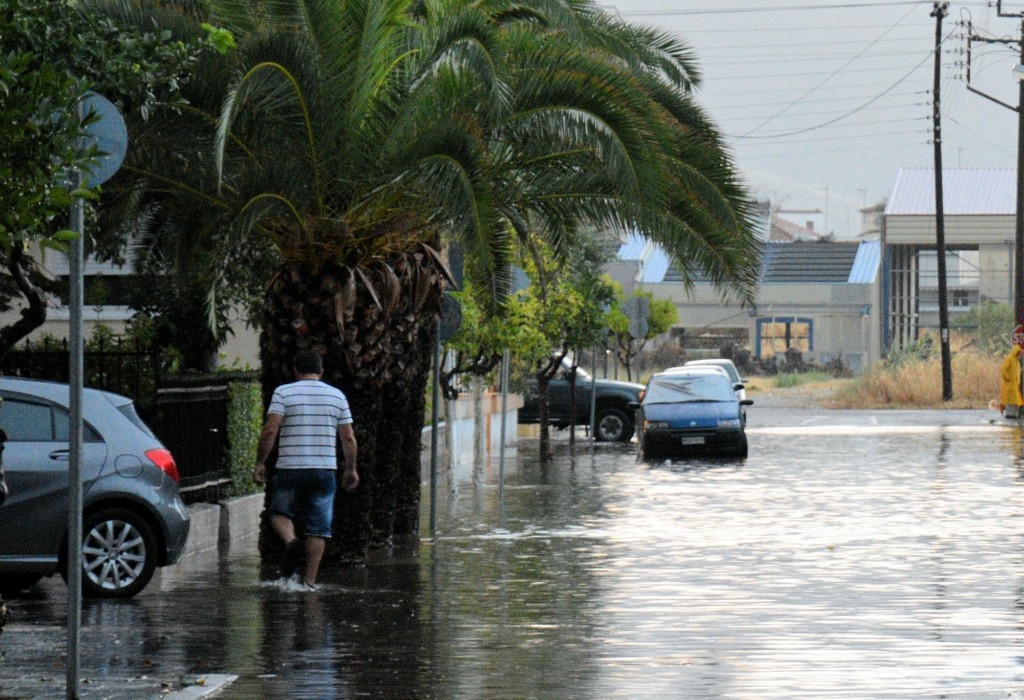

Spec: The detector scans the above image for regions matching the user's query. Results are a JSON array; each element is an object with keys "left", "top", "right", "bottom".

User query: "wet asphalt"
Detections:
[{"left": 4, "top": 404, "right": 1024, "bottom": 698}]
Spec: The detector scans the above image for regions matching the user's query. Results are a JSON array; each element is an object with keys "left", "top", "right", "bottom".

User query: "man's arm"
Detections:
[
  {"left": 252, "top": 412, "right": 283, "bottom": 487},
  {"left": 338, "top": 423, "right": 358, "bottom": 491}
]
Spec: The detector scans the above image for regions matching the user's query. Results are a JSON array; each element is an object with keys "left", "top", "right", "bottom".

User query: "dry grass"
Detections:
[{"left": 828, "top": 351, "right": 999, "bottom": 409}]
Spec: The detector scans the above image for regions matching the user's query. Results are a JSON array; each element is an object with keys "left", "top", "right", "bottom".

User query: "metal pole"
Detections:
[
  {"left": 66, "top": 105, "right": 85, "bottom": 700},
  {"left": 498, "top": 349, "right": 509, "bottom": 506},
  {"left": 589, "top": 346, "right": 597, "bottom": 441},
  {"left": 429, "top": 329, "right": 441, "bottom": 536},
  {"left": 1016, "top": 18, "right": 1024, "bottom": 320}
]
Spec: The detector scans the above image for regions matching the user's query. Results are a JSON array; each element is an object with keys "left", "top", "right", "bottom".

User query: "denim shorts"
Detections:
[{"left": 268, "top": 469, "right": 337, "bottom": 538}]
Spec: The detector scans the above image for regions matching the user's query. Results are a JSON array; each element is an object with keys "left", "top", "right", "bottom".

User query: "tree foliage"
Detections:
[
  {"left": 0, "top": 0, "right": 198, "bottom": 356},
  {"left": 607, "top": 286, "right": 679, "bottom": 379},
  {"left": 82, "top": 0, "right": 764, "bottom": 552}
]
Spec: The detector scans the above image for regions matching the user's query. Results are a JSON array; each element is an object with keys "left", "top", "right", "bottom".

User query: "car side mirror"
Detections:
[
  {"left": 733, "top": 382, "right": 745, "bottom": 390},
  {"left": 741, "top": 399, "right": 754, "bottom": 406}
]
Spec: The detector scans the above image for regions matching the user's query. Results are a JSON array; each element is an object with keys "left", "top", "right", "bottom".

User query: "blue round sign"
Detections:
[{"left": 80, "top": 91, "right": 127, "bottom": 187}]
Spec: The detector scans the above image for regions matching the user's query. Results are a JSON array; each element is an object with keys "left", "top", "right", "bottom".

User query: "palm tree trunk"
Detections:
[{"left": 257, "top": 252, "right": 443, "bottom": 569}]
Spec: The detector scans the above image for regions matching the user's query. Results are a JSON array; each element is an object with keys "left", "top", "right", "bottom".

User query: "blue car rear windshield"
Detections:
[{"left": 644, "top": 375, "right": 736, "bottom": 404}]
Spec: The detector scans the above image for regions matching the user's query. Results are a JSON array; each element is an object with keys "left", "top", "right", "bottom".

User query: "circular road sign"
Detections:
[
  {"left": 80, "top": 91, "right": 127, "bottom": 187},
  {"left": 1013, "top": 324, "right": 1024, "bottom": 348}
]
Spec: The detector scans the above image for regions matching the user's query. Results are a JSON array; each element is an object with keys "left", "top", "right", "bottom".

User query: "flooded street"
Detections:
[{"left": 6, "top": 407, "right": 1024, "bottom": 698}]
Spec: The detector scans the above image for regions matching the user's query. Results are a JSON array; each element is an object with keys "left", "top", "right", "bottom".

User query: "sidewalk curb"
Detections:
[{"left": 164, "top": 674, "right": 238, "bottom": 699}]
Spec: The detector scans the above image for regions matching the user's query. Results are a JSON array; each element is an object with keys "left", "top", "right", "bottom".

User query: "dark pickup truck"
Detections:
[{"left": 518, "top": 361, "right": 644, "bottom": 442}]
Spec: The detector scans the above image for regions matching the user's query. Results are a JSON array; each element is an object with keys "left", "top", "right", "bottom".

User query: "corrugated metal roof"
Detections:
[
  {"left": 885, "top": 167, "right": 1016, "bottom": 216},
  {"left": 625, "top": 239, "right": 875, "bottom": 285},
  {"left": 640, "top": 245, "right": 671, "bottom": 284},
  {"left": 616, "top": 232, "right": 647, "bottom": 261},
  {"left": 763, "top": 241, "right": 861, "bottom": 283},
  {"left": 848, "top": 240, "right": 880, "bottom": 284}
]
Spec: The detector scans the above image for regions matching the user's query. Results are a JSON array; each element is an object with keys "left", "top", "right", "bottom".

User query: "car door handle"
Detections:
[{"left": 49, "top": 449, "right": 69, "bottom": 460}]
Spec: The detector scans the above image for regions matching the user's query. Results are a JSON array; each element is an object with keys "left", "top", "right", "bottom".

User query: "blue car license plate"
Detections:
[{"left": 681, "top": 436, "right": 705, "bottom": 445}]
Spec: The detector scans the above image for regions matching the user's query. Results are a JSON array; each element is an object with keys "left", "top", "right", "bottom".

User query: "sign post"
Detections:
[{"left": 67, "top": 92, "right": 126, "bottom": 700}]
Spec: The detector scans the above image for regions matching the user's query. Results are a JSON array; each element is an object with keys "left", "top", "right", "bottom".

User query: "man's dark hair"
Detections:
[{"left": 293, "top": 350, "right": 323, "bottom": 375}]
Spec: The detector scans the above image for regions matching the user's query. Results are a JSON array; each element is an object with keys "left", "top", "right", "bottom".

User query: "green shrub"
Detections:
[{"left": 224, "top": 380, "right": 262, "bottom": 498}]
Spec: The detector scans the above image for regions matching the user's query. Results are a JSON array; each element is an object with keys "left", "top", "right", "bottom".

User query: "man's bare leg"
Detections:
[
  {"left": 303, "top": 536, "right": 326, "bottom": 585},
  {"left": 271, "top": 514, "right": 297, "bottom": 545}
]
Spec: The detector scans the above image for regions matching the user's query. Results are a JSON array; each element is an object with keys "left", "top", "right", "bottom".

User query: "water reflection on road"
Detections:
[{"left": 9, "top": 408, "right": 1024, "bottom": 699}]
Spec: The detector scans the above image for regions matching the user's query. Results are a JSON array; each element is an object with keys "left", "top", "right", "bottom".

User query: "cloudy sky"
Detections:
[{"left": 603, "top": 0, "right": 1024, "bottom": 238}]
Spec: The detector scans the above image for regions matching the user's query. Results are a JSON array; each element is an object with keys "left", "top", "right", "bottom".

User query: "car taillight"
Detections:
[{"left": 145, "top": 448, "right": 180, "bottom": 482}]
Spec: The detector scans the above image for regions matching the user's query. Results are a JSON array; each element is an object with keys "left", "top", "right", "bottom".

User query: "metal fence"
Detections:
[{"left": 0, "top": 341, "right": 251, "bottom": 504}]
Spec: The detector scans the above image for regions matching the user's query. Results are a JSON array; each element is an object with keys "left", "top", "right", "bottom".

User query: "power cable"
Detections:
[
  {"left": 615, "top": 2, "right": 965, "bottom": 17},
  {"left": 733, "top": 3, "right": 926, "bottom": 140}
]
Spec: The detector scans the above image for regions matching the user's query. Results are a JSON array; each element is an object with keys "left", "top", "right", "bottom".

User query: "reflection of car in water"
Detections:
[
  {"left": 518, "top": 359, "right": 644, "bottom": 442},
  {"left": 633, "top": 369, "right": 753, "bottom": 459},
  {"left": 0, "top": 377, "right": 190, "bottom": 599}
]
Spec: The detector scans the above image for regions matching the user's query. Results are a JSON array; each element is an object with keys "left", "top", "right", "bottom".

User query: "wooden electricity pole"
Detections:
[{"left": 932, "top": 1, "right": 953, "bottom": 401}]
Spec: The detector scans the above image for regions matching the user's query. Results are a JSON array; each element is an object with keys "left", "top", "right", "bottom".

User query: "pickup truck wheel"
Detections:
[{"left": 596, "top": 407, "right": 633, "bottom": 442}]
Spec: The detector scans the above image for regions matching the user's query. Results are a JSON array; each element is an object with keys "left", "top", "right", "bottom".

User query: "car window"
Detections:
[
  {"left": 0, "top": 398, "right": 101, "bottom": 442},
  {"left": 117, "top": 402, "right": 156, "bottom": 439},
  {"left": 52, "top": 408, "right": 102, "bottom": 442},
  {"left": 687, "top": 360, "right": 740, "bottom": 383},
  {"left": 1, "top": 399, "right": 53, "bottom": 441},
  {"left": 643, "top": 375, "right": 736, "bottom": 404}
]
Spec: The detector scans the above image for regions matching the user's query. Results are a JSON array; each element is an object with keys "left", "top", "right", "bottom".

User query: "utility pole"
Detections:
[
  {"left": 965, "top": 2, "right": 1024, "bottom": 320},
  {"left": 932, "top": 1, "right": 953, "bottom": 401}
]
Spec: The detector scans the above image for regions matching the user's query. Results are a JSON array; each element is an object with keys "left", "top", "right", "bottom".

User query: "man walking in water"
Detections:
[{"left": 253, "top": 349, "right": 358, "bottom": 590}]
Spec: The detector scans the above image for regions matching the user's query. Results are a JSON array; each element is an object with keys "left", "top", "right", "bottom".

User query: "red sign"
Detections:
[{"left": 1014, "top": 324, "right": 1024, "bottom": 348}]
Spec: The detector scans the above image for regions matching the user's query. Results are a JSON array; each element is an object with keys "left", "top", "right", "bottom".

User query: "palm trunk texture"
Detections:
[{"left": 256, "top": 252, "right": 443, "bottom": 575}]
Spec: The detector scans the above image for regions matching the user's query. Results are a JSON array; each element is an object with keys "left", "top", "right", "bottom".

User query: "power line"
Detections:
[
  {"left": 614, "top": 2, "right": 948, "bottom": 17},
  {"left": 610, "top": 1, "right": 995, "bottom": 16},
  {"left": 738, "top": 125, "right": 931, "bottom": 145},
  {"left": 719, "top": 100, "right": 928, "bottom": 121},
  {"left": 734, "top": 3, "right": 925, "bottom": 139},
  {"left": 730, "top": 37, "right": 938, "bottom": 140},
  {"left": 709, "top": 48, "right": 941, "bottom": 65}
]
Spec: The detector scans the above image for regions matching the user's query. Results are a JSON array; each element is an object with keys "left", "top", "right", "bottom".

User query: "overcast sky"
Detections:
[{"left": 602, "top": 0, "right": 1024, "bottom": 238}]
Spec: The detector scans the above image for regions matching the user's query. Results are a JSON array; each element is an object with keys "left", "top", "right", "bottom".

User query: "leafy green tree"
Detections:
[
  {"left": 607, "top": 287, "right": 680, "bottom": 380},
  {"left": 516, "top": 237, "right": 616, "bottom": 459},
  {"left": 88, "top": 0, "right": 762, "bottom": 563},
  {"left": 0, "top": 0, "right": 196, "bottom": 356},
  {"left": 442, "top": 281, "right": 547, "bottom": 398}
]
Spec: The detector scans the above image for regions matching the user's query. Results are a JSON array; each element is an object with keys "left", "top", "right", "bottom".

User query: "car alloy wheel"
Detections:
[{"left": 79, "top": 508, "right": 157, "bottom": 599}]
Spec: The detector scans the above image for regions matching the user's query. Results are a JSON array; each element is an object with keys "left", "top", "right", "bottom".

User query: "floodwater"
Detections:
[{"left": 6, "top": 406, "right": 1024, "bottom": 699}]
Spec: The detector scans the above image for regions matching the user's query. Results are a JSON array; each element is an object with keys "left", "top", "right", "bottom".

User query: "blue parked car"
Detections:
[{"left": 632, "top": 369, "right": 753, "bottom": 459}]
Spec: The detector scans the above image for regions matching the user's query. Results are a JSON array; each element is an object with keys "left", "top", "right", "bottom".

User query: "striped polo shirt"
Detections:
[{"left": 267, "top": 379, "right": 353, "bottom": 470}]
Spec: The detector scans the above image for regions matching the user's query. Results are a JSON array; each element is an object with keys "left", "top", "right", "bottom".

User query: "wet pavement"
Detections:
[{"left": 5, "top": 406, "right": 1024, "bottom": 698}]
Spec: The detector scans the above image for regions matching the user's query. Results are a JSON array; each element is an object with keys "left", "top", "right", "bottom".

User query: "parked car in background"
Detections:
[
  {"left": 632, "top": 369, "right": 753, "bottom": 459},
  {"left": 518, "top": 359, "right": 644, "bottom": 442},
  {"left": 681, "top": 358, "right": 748, "bottom": 402},
  {"left": 0, "top": 378, "right": 189, "bottom": 599}
]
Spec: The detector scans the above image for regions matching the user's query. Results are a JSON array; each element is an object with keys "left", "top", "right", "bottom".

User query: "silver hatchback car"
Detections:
[{"left": 0, "top": 377, "right": 190, "bottom": 598}]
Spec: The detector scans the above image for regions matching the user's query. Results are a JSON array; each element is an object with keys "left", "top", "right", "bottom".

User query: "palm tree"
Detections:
[{"left": 88, "top": 0, "right": 761, "bottom": 564}]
